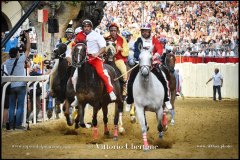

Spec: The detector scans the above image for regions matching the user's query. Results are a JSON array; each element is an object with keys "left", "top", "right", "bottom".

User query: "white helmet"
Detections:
[
  {"left": 141, "top": 23, "right": 152, "bottom": 30},
  {"left": 75, "top": 27, "right": 82, "bottom": 35},
  {"left": 65, "top": 28, "right": 74, "bottom": 33}
]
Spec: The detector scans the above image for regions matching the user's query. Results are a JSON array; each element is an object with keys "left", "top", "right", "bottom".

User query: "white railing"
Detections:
[{"left": 1, "top": 75, "right": 50, "bottom": 128}]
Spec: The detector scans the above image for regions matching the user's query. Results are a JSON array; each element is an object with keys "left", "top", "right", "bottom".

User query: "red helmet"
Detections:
[{"left": 109, "top": 22, "right": 119, "bottom": 31}]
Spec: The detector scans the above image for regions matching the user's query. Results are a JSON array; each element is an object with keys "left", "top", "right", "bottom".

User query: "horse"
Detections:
[
  {"left": 104, "top": 41, "right": 126, "bottom": 133},
  {"left": 50, "top": 43, "right": 88, "bottom": 128},
  {"left": 71, "top": 42, "right": 124, "bottom": 140},
  {"left": 105, "top": 40, "right": 136, "bottom": 123},
  {"left": 160, "top": 52, "right": 177, "bottom": 125},
  {"left": 133, "top": 49, "right": 166, "bottom": 151}
]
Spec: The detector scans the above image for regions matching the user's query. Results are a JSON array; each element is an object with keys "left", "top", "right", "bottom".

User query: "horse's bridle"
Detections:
[{"left": 71, "top": 43, "right": 88, "bottom": 68}]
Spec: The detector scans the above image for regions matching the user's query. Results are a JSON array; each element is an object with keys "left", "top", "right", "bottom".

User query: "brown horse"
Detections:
[
  {"left": 160, "top": 52, "right": 176, "bottom": 125},
  {"left": 50, "top": 43, "right": 88, "bottom": 128},
  {"left": 71, "top": 43, "right": 124, "bottom": 140}
]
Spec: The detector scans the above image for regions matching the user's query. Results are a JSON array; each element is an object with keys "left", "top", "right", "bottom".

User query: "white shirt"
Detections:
[
  {"left": 212, "top": 72, "right": 223, "bottom": 86},
  {"left": 184, "top": 51, "right": 191, "bottom": 56},
  {"left": 86, "top": 30, "right": 106, "bottom": 57}
]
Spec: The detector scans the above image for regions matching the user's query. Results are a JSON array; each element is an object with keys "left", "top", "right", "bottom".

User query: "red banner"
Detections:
[{"left": 175, "top": 56, "right": 239, "bottom": 64}]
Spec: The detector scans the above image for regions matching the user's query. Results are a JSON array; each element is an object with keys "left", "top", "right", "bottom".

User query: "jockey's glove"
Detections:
[{"left": 128, "top": 58, "right": 136, "bottom": 66}]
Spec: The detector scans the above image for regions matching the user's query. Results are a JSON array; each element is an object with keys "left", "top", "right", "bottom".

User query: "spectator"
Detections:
[
  {"left": 5, "top": 31, "right": 30, "bottom": 131},
  {"left": 175, "top": 69, "right": 184, "bottom": 99},
  {"left": 27, "top": 64, "right": 43, "bottom": 122},
  {"left": 206, "top": 68, "right": 223, "bottom": 101},
  {"left": 183, "top": 48, "right": 191, "bottom": 56}
]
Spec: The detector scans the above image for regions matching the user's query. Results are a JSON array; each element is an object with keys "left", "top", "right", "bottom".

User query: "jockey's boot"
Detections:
[
  {"left": 71, "top": 96, "right": 79, "bottom": 107},
  {"left": 109, "top": 91, "right": 117, "bottom": 101}
]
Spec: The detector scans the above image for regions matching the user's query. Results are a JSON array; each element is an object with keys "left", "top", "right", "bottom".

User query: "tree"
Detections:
[{"left": 18, "top": 1, "right": 105, "bottom": 55}]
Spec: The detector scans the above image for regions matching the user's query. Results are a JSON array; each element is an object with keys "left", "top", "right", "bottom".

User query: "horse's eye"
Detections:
[{"left": 113, "top": 43, "right": 116, "bottom": 47}]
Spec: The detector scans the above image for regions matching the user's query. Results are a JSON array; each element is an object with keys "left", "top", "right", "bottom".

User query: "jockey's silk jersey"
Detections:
[
  {"left": 86, "top": 30, "right": 106, "bottom": 57},
  {"left": 134, "top": 34, "right": 163, "bottom": 61},
  {"left": 212, "top": 72, "right": 223, "bottom": 86},
  {"left": 141, "top": 36, "right": 153, "bottom": 51},
  {"left": 105, "top": 34, "right": 129, "bottom": 62}
]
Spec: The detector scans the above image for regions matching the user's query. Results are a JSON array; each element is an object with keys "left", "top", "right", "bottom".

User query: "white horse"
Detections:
[{"left": 133, "top": 49, "right": 165, "bottom": 151}]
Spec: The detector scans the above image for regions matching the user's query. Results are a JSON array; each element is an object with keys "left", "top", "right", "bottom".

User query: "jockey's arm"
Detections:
[
  {"left": 97, "top": 47, "right": 106, "bottom": 57},
  {"left": 153, "top": 36, "right": 164, "bottom": 57}
]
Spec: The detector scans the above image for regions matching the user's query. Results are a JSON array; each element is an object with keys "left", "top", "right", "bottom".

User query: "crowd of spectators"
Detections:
[{"left": 99, "top": 1, "right": 239, "bottom": 57}]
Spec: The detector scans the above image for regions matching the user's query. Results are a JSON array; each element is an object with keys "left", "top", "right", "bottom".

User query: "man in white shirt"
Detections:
[
  {"left": 206, "top": 68, "right": 223, "bottom": 101},
  {"left": 72, "top": 19, "right": 116, "bottom": 101}
]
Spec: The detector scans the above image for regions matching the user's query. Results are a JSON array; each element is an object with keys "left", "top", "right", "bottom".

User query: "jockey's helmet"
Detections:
[
  {"left": 141, "top": 23, "right": 152, "bottom": 30},
  {"left": 109, "top": 22, "right": 119, "bottom": 31},
  {"left": 66, "top": 28, "right": 74, "bottom": 33},
  {"left": 126, "top": 31, "right": 133, "bottom": 36},
  {"left": 82, "top": 19, "right": 93, "bottom": 27},
  {"left": 75, "top": 27, "right": 82, "bottom": 35}
]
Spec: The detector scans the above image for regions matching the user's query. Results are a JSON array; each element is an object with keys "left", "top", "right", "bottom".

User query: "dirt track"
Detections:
[{"left": 2, "top": 98, "right": 239, "bottom": 159}]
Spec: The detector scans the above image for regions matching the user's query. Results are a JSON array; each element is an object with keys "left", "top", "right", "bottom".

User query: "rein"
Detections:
[{"left": 114, "top": 63, "right": 139, "bottom": 81}]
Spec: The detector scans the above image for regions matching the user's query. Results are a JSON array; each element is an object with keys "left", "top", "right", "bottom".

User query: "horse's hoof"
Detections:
[
  {"left": 67, "top": 122, "right": 73, "bottom": 126},
  {"left": 86, "top": 122, "right": 92, "bottom": 128},
  {"left": 163, "top": 125, "right": 168, "bottom": 131},
  {"left": 170, "top": 119, "right": 175, "bottom": 125},
  {"left": 147, "top": 126, "right": 150, "bottom": 131},
  {"left": 80, "top": 123, "right": 86, "bottom": 128},
  {"left": 113, "top": 136, "right": 118, "bottom": 141},
  {"left": 104, "top": 131, "right": 110, "bottom": 136},
  {"left": 130, "top": 116, "right": 136, "bottom": 123},
  {"left": 159, "top": 131, "right": 164, "bottom": 139},
  {"left": 75, "top": 123, "right": 79, "bottom": 129},
  {"left": 118, "top": 127, "right": 125, "bottom": 134}
]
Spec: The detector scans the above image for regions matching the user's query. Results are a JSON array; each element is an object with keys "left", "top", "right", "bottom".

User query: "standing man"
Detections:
[
  {"left": 206, "top": 68, "right": 223, "bottom": 101},
  {"left": 5, "top": 31, "right": 30, "bottom": 130},
  {"left": 105, "top": 22, "right": 129, "bottom": 98}
]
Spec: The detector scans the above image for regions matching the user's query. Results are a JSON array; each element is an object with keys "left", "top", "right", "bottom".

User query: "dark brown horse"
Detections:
[
  {"left": 71, "top": 43, "right": 124, "bottom": 140},
  {"left": 160, "top": 52, "right": 176, "bottom": 125},
  {"left": 50, "top": 43, "right": 87, "bottom": 127}
]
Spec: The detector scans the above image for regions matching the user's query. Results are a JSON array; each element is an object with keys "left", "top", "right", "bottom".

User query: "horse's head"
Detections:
[
  {"left": 105, "top": 41, "right": 116, "bottom": 62},
  {"left": 165, "top": 53, "right": 176, "bottom": 72},
  {"left": 72, "top": 43, "right": 87, "bottom": 67},
  {"left": 51, "top": 43, "right": 67, "bottom": 60},
  {"left": 139, "top": 50, "right": 152, "bottom": 78}
]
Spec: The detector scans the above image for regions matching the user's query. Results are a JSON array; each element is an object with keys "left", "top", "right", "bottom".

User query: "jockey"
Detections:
[
  {"left": 56, "top": 28, "right": 74, "bottom": 46},
  {"left": 72, "top": 19, "right": 117, "bottom": 101},
  {"left": 55, "top": 28, "right": 75, "bottom": 65},
  {"left": 126, "top": 22, "right": 172, "bottom": 111},
  {"left": 104, "top": 22, "right": 129, "bottom": 99}
]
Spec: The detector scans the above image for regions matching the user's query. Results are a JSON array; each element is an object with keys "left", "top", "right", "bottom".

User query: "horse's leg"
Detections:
[
  {"left": 117, "top": 100, "right": 125, "bottom": 134},
  {"left": 64, "top": 99, "right": 73, "bottom": 126},
  {"left": 144, "top": 112, "right": 149, "bottom": 131},
  {"left": 130, "top": 104, "right": 136, "bottom": 123},
  {"left": 135, "top": 105, "right": 149, "bottom": 151},
  {"left": 78, "top": 103, "right": 91, "bottom": 129},
  {"left": 101, "top": 105, "right": 109, "bottom": 136},
  {"left": 113, "top": 103, "right": 119, "bottom": 141},
  {"left": 170, "top": 86, "right": 176, "bottom": 126},
  {"left": 92, "top": 107, "right": 99, "bottom": 140},
  {"left": 156, "top": 108, "right": 164, "bottom": 139}
]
